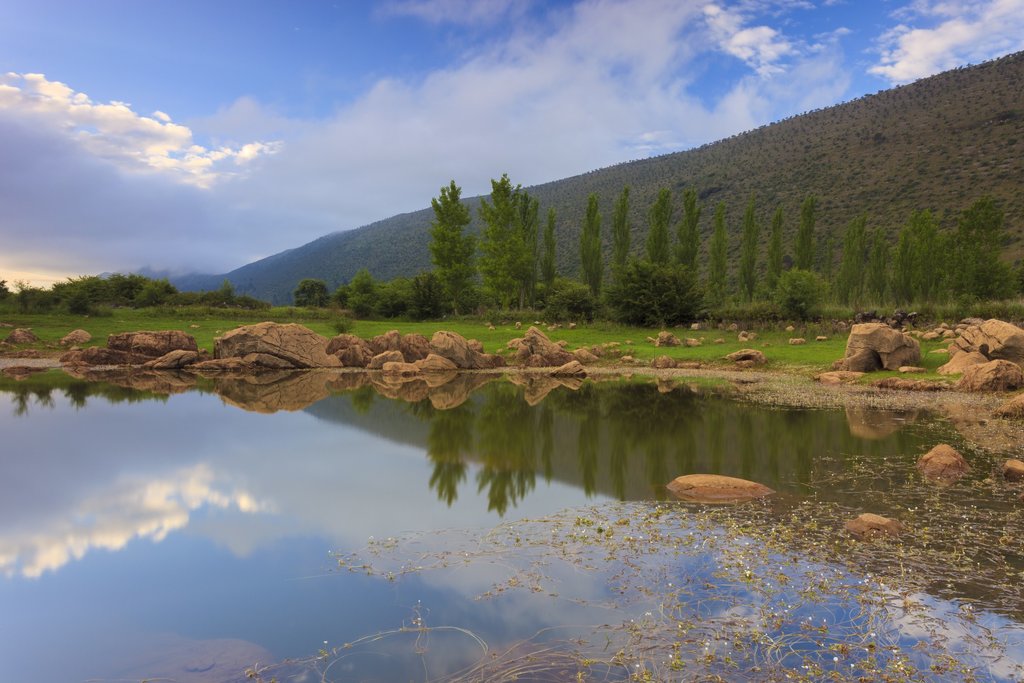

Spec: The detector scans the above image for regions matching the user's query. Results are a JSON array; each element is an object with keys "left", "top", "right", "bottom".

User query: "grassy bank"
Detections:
[{"left": 0, "top": 307, "right": 959, "bottom": 378}]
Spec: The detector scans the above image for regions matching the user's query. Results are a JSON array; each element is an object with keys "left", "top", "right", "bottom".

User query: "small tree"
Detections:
[
  {"left": 347, "top": 269, "right": 377, "bottom": 318},
  {"left": 775, "top": 269, "right": 823, "bottom": 320},
  {"left": 646, "top": 188, "right": 672, "bottom": 265},
  {"left": 429, "top": 180, "right": 475, "bottom": 315},
  {"left": 580, "top": 193, "right": 603, "bottom": 296},
  {"left": 293, "top": 278, "right": 330, "bottom": 307}
]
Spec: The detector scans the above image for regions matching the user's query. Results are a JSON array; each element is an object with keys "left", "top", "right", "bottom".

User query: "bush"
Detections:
[
  {"left": 775, "top": 269, "right": 824, "bottom": 320},
  {"left": 605, "top": 260, "right": 704, "bottom": 327},
  {"left": 332, "top": 316, "right": 354, "bottom": 335},
  {"left": 544, "top": 279, "right": 596, "bottom": 322}
]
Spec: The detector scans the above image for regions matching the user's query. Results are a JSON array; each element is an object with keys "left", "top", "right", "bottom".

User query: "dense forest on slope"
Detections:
[{"left": 176, "top": 52, "right": 1024, "bottom": 304}]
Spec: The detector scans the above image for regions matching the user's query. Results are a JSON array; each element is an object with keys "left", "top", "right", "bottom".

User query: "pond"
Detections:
[{"left": 1, "top": 369, "right": 1022, "bottom": 681}]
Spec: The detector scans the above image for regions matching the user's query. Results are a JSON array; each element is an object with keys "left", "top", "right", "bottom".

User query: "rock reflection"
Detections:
[{"left": 845, "top": 406, "right": 921, "bottom": 440}]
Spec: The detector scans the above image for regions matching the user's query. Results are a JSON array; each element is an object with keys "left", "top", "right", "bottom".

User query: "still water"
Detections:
[{"left": 1, "top": 370, "right": 1021, "bottom": 681}]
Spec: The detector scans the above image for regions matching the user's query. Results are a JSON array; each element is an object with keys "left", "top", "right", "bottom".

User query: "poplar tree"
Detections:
[
  {"left": 908, "top": 209, "right": 942, "bottom": 302},
  {"left": 866, "top": 229, "right": 889, "bottom": 303},
  {"left": 795, "top": 196, "right": 817, "bottom": 271},
  {"left": 646, "top": 188, "right": 672, "bottom": 265},
  {"left": 836, "top": 214, "right": 867, "bottom": 306},
  {"left": 478, "top": 174, "right": 527, "bottom": 309},
  {"left": 580, "top": 193, "right": 603, "bottom": 296},
  {"left": 766, "top": 206, "right": 784, "bottom": 291},
  {"left": 541, "top": 208, "right": 557, "bottom": 290},
  {"left": 516, "top": 189, "right": 540, "bottom": 308},
  {"left": 611, "top": 186, "right": 631, "bottom": 271},
  {"left": 891, "top": 225, "right": 915, "bottom": 304},
  {"left": 676, "top": 188, "right": 701, "bottom": 269},
  {"left": 953, "top": 197, "right": 1012, "bottom": 300},
  {"left": 707, "top": 202, "right": 728, "bottom": 307},
  {"left": 429, "top": 180, "right": 476, "bottom": 315},
  {"left": 739, "top": 195, "right": 759, "bottom": 301}
]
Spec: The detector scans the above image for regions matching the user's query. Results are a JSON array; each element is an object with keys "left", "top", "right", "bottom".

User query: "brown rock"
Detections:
[
  {"left": 953, "top": 319, "right": 1024, "bottom": 365},
  {"left": 684, "top": 338, "right": 702, "bottom": 347},
  {"left": 399, "top": 333, "right": 431, "bottom": 362},
  {"left": 190, "top": 357, "right": 258, "bottom": 373},
  {"left": 415, "top": 353, "right": 459, "bottom": 373},
  {"left": 550, "top": 360, "right": 586, "bottom": 378},
  {"left": 108, "top": 330, "right": 198, "bottom": 358},
  {"left": 788, "top": 338, "right": 806, "bottom": 345},
  {"left": 655, "top": 331, "right": 681, "bottom": 347},
  {"left": 512, "top": 327, "right": 575, "bottom": 367},
  {"left": 898, "top": 366, "right": 926, "bottom": 373},
  {"left": 573, "top": 348, "right": 599, "bottom": 364},
  {"left": 215, "top": 322, "right": 340, "bottom": 368},
  {"left": 937, "top": 350, "right": 988, "bottom": 375},
  {"left": 838, "top": 323, "right": 921, "bottom": 372},
  {"left": 917, "top": 444, "right": 970, "bottom": 482},
  {"left": 725, "top": 349, "right": 766, "bottom": 365},
  {"left": 144, "top": 349, "right": 200, "bottom": 370},
  {"left": 994, "top": 393, "right": 1024, "bottom": 418},
  {"left": 816, "top": 371, "right": 864, "bottom": 385},
  {"left": 651, "top": 355, "right": 677, "bottom": 369},
  {"left": 5, "top": 328, "right": 39, "bottom": 344},
  {"left": 2, "top": 365, "right": 46, "bottom": 380},
  {"left": 429, "top": 330, "right": 493, "bottom": 369},
  {"left": 368, "top": 350, "right": 405, "bottom": 369},
  {"left": 61, "top": 346, "right": 146, "bottom": 366},
  {"left": 666, "top": 474, "right": 775, "bottom": 503},
  {"left": 381, "top": 361, "right": 421, "bottom": 377},
  {"left": 839, "top": 347, "right": 883, "bottom": 372},
  {"left": 60, "top": 329, "right": 92, "bottom": 346},
  {"left": 1003, "top": 459, "right": 1024, "bottom": 481},
  {"left": 241, "top": 353, "right": 299, "bottom": 369},
  {"left": 845, "top": 513, "right": 903, "bottom": 540},
  {"left": 214, "top": 371, "right": 335, "bottom": 413},
  {"left": 815, "top": 336, "right": 828, "bottom": 342},
  {"left": 737, "top": 331, "right": 757, "bottom": 342},
  {"left": 956, "top": 360, "right": 1024, "bottom": 392},
  {"left": 327, "top": 334, "right": 375, "bottom": 367},
  {"left": 368, "top": 329, "right": 402, "bottom": 355}
]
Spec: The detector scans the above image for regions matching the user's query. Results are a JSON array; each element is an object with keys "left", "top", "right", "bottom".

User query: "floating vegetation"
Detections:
[{"left": 249, "top": 494, "right": 1024, "bottom": 682}]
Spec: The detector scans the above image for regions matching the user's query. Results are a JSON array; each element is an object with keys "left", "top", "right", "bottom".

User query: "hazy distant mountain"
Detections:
[{"left": 174, "top": 52, "right": 1024, "bottom": 304}]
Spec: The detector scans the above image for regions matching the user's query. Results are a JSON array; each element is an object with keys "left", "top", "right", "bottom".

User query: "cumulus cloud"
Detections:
[
  {"left": 704, "top": 4, "right": 795, "bottom": 76},
  {"left": 870, "top": 0, "right": 1024, "bottom": 83}
]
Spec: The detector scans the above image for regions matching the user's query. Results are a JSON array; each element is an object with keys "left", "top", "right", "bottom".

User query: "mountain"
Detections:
[{"left": 175, "top": 52, "right": 1024, "bottom": 304}]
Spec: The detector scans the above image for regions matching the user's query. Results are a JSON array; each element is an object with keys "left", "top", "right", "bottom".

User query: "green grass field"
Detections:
[{"left": 0, "top": 307, "right": 958, "bottom": 379}]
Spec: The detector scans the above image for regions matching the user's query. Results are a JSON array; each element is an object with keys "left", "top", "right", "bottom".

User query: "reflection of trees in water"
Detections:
[
  {"left": 427, "top": 404, "right": 473, "bottom": 507},
  {"left": 1, "top": 376, "right": 163, "bottom": 416}
]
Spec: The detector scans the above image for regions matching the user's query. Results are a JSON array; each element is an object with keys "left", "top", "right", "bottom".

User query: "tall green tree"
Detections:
[
  {"left": 580, "top": 193, "right": 603, "bottom": 296},
  {"left": 516, "top": 189, "right": 540, "bottom": 307},
  {"left": 953, "top": 196, "right": 1013, "bottom": 300},
  {"left": 795, "top": 195, "right": 817, "bottom": 271},
  {"left": 676, "top": 188, "right": 701, "bottom": 269},
  {"left": 891, "top": 224, "right": 915, "bottom": 304},
  {"left": 293, "top": 278, "right": 329, "bottom": 307},
  {"left": 707, "top": 202, "right": 728, "bottom": 307},
  {"left": 646, "top": 188, "right": 673, "bottom": 265},
  {"left": 478, "top": 174, "right": 531, "bottom": 309},
  {"left": 835, "top": 214, "right": 867, "bottom": 306},
  {"left": 429, "top": 180, "right": 476, "bottom": 314},
  {"left": 739, "top": 195, "right": 759, "bottom": 301},
  {"left": 541, "top": 208, "right": 557, "bottom": 290},
  {"left": 866, "top": 229, "right": 890, "bottom": 303},
  {"left": 766, "top": 206, "right": 784, "bottom": 292},
  {"left": 611, "top": 186, "right": 631, "bottom": 271}
]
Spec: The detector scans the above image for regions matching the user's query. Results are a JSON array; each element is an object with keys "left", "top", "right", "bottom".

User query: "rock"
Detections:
[
  {"left": 430, "top": 330, "right": 492, "bottom": 369},
  {"left": 655, "top": 331, "right": 681, "bottom": 347},
  {"left": 666, "top": 474, "right": 775, "bottom": 503},
  {"left": 416, "top": 353, "right": 459, "bottom": 373},
  {"left": 469, "top": 339, "right": 486, "bottom": 353},
  {"left": 737, "top": 331, "right": 757, "bottom": 342},
  {"left": 725, "top": 349, "right": 766, "bottom": 365},
  {"left": 937, "top": 350, "right": 988, "bottom": 375},
  {"left": 2, "top": 365, "right": 46, "bottom": 380},
  {"left": 651, "top": 355, "right": 677, "bottom": 369},
  {"left": 381, "top": 361, "right": 421, "bottom": 377},
  {"left": 727, "top": 323, "right": 739, "bottom": 332},
  {"left": 917, "top": 444, "right": 970, "bottom": 482},
  {"left": 513, "top": 327, "right": 575, "bottom": 367},
  {"left": 399, "top": 333, "right": 431, "bottom": 362},
  {"left": 108, "top": 330, "right": 198, "bottom": 358},
  {"left": 713, "top": 338, "right": 725, "bottom": 344},
  {"left": 816, "top": 336, "right": 828, "bottom": 342},
  {"left": 568, "top": 322, "right": 577, "bottom": 329},
  {"left": 241, "top": 352, "right": 302, "bottom": 370},
  {"left": 326, "top": 334, "right": 375, "bottom": 367},
  {"left": 956, "top": 360, "right": 1024, "bottom": 392},
  {"left": 620, "top": 355, "right": 634, "bottom": 363},
  {"left": 144, "top": 349, "right": 200, "bottom": 370},
  {"left": 1003, "top": 459, "right": 1024, "bottom": 481},
  {"left": 788, "top": 338, "right": 806, "bottom": 345},
  {"left": 952, "top": 319, "right": 1024, "bottom": 365},
  {"left": 550, "top": 360, "right": 586, "bottom": 378},
  {"left": 684, "top": 338, "right": 702, "bottom": 347},
  {"left": 573, "top": 348, "right": 599, "bottom": 364},
  {"left": 785, "top": 325, "right": 795, "bottom": 332},
  {"left": 213, "top": 371, "right": 335, "bottom": 413},
  {"left": 845, "top": 513, "right": 903, "bottom": 540},
  {"left": 61, "top": 346, "right": 146, "bottom": 366},
  {"left": 898, "top": 366, "right": 926, "bottom": 373},
  {"left": 994, "top": 393, "right": 1024, "bottom": 418},
  {"left": 367, "top": 350, "right": 405, "bottom": 369},
  {"left": 678, "top": 361, "right": 702, "bottom": 369},
  {"left": 215, "top": 322, "right": 339, "bottom": 368},
  {"left": 922, "top": 331, "right": 941, "bottom": 341},
  {"left": 929, "top": 348, "right": 950, "bottom": 355},
  {"left": 5, "top": 328, "right": 39, "bottom": 344},
  {"left": 368, "top": 330, "right": 402, "bottom": 355},
  {"left": 816, "top": 371, "right": 864, "bottom": 385},
  {"left": 60, "top": 329, "right": 92, "bottom": 346},
  {"left": 837, "top": 323, "right": 920, "bottom": 372},
  {"left": 190, "top": 357, "right": 258, "bottom": 373},
  {"left": 690, "top": 323, "right": 701, "bottom": 330},
  {"left": 515, "top": 321, "right": 522, "bottom": 329}
]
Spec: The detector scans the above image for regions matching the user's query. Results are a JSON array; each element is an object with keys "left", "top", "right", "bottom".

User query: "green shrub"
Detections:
[
  {"left": 545, "top": 279, "right": 596, "bottom": 322},
  {"left": 605, "top": 260, "right": 703, "bottom": 327},
  {"left": 775, "top": 269, "right": 824, "bottom": 320}
]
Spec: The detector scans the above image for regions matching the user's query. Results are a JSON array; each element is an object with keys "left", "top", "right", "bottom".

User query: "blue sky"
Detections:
[{"left": 2, "top": 0, "right": 1023, "bottom": 285}]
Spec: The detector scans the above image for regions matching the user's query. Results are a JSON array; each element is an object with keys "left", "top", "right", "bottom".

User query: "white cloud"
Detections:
[
  {"left": 0, "top": 73, "right": 278, "bottom": 188},
  {"left": 870, "top": 0, "right": 1024, "bottom": 83},
  {"left": 704, "top": 3, "right": 795, "bottom": 76}
]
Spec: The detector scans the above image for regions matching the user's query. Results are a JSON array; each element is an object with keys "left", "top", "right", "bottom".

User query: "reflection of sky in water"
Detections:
[{"left": 1, "top": 381, "right": 1022, "bottom": 681}]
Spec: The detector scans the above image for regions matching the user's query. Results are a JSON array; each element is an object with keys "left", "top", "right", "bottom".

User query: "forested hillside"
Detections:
[{"left": 177, "top": 51, "right": 1024, "bottom": 304}]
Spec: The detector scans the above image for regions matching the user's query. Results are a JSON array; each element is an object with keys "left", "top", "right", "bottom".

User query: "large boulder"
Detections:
[
  {"left": 845, "top": 513, "right": 903, "bottom": 540},
  {"left": 956, "top": 359, "right": 1024, "bottom": 392},
  {"left": 994, "top": 393, "right": 1024, "bottom": 418},
  {"left": 428, "top": 330, "right": 503, "bottom": 369},
  {"left": 952, "top": 319, "right": 1024, "bottom": 365},
  {"left": 399, "top": 333, "right": 431, "bottom": 362},
  {"left": 1003, "top": 459, "right": 1024, "bottom": 482},
  {"left": 5, "top": 328, "right": 38, "bottom": 344},
  {"left": 655, "top": 331, "right": 681, "bottom": 347},
  {"left": 326, "top": 334, "right": 375, "bottom": 368},
  {"left": 514, "top": 327, "right": 575, "bottom": 367},
  {"left": 937, "top": 350, "right": 988, "bottom": 375},
  {"left": 367, "top": 350, "right": 405, "bottom": 370},
  {"left": 60, "top": 329, "right": 92, "bottom": 346},
  {"left": 837, "top": 323, "right": 920, "bottom": 372},
  {"left": 666, "top": 474, "right": 774, "bottom": 503},
  {"left": 725, "top": 349, "right": 766, "bottom": 366},
  {"left": 368, "top": 330, "right": 402, "bottom": 355},
  {"left": 550, "top": 360, "right": 586, "bottom": 378},
  {"left": 917, "top": 444, "right": 970, "bottom": 483},
  {"left": 651, "top": 355, "right": 677, "bottom": 369},
  {"left": 416, "top": 353, "right": 459, "bottom": 373},
  {"left": 143, "top": 349, "right": 200, "bottom": 370},
  {"left": 61, "top": 346, "right": 144, "bottom": 366},
  {"left": 108, "top": 330, "right": 198, "bottom": 358},
  {"left": 215, "top": 322, "right": 340, "bottom": 368}
]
